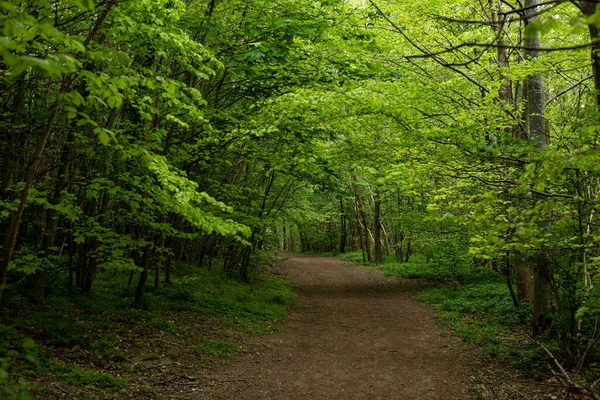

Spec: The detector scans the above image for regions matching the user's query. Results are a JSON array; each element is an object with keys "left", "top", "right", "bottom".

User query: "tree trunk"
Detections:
[
  {"left": 525, "top": 0, "right": 553, "bottom": 335},
  {"left": 133, "top": 246, "right": 151, "bottom": 308},
  {"left": 533, "top": 253, "right": 554, "bottom": 335},
  {"left": 525, "top": 0, "right": 547, "bottom": 148},
  {"left": 32, "top": 271, "right": 47, "bottom": 304},
  {"left": 355, "top": 194, "right": 372, "bottom": 263},
  {"left": 515, "top": 255, "right": 534, "bottom": 303},
  {"left": 165, "top": 252, "right": 173, "bottom": 285},
  {"left": 581, "top": 1, "right": 600, "bottom": 108},
  {"left": 339, "top": 199, "right": 347, "bottom": 253},
  {"left": 374, "top": 187, "right": 383, "bottom": 264},
  {"left": 504, "top": 254, "right": 520, "bottom": 308},
  {"left": 154, "top": 262, "right": 160, "bottom": 289}
]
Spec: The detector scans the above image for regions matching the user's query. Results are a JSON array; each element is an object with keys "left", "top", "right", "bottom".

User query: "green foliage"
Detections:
[
  {"left": 26, "top": 313, "right": 94, "bottom": 348},
  {"left": 144, "top": 265, "right": 296, "bottom": 333},
  {"left": 339, "top": 251, "right": 498, "bottom": 284},
  {"left": 149, "top": 318, "right": 187, "bottom": 335},
  {"left": 0, "top": 326, "right": 36, "bottom": 400},
  {"left": 381, "top": 262, "right": 498, "bottom": 284},
  {"left": 337, "top": 251, "right": 364, "bottom": 264},
  {"left": 416, "top": 283, "right": 526, "bottom": 327}
]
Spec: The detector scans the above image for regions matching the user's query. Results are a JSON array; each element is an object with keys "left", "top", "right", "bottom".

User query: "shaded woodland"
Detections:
[{"left": 3, "top": 0, "right": 600, "bottom": 397}]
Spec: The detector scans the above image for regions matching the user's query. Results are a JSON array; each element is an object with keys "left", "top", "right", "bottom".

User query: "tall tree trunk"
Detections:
[
  {"left": 515, "top": 255, "right": 534, "bottom": 302},
  {"left": 533, "top": 253, "right": 554, "bottom": 334},
  {"left": 505, "top": 255, "right": 520, "bottom": 308},
  {"left": 525, "top": 0, "right": 553, "bottom": 334},
  {"left": 525, "top": 0, "right": 547, "bottom": 147},
  {"left": 581, "top": 1, "right": 600, "bottom": 109},
  {"left": 355, "top": 193, "right": 371, "bottom": 263},
  {"left": 339, "top": 199, "right": 347, "bottom": 253},
  {"left": 353, "top": 199, "right": 366, "bottom": 263},
  {"left": 374, "top": 187, "right": 383, "bottom": 264},
  {"left": 134, "top": 246, "right": 151, "bottom": 308},
  {"left": 165, "top": 252, "right": 173, "bottom": 285}
]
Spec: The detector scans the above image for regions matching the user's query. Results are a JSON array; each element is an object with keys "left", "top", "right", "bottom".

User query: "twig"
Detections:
[
  {"left": 510, "top": 379, "right": 584, "bottom": 390},
  {"left": 52, "top": 383, "right": 69, "bottom": 395},
  {"left": 180, "top": 378, "right": 248, "bottom": 386},
  {"left": 149, "top": 336, "right": 193, "bottom": 348},
  {"left": 144, "top": 361, "right": 180, "bottom": 370},
  {"left": 536, "top": 340, "right": 600, "bottom": 400}
]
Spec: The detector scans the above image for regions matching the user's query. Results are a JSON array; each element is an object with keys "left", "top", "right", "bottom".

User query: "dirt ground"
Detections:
[{"left": 169, "top": 253, "right": 479, "bottom": 399}]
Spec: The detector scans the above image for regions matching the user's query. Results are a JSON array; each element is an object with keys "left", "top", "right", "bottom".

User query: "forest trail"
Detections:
[{"left": 173, "top": 254, "right": 476, "bottom": 399}]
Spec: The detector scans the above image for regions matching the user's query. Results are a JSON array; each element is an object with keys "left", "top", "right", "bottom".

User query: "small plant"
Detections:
[
  {"left": 89, "top": 334, "right": 118, "bottom": 359},
  {"left": 27, "top": 313, "right": 92, "bottom": 347},
  {"left": 149, "top": 317, "right": 187, "bottom": 334},
  {"left": 52, "top": 363, "right": 126, "bottom": 388},
  {"left": 0, "top": 332, "right": 37, "bottom": 400},
  {"left": 194, "top": 338, "right": 242, "bottom": 358}
]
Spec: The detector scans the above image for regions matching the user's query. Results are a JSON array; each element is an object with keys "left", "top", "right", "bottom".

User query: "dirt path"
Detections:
[{"left": 173, "top": 254, "right": 477, "bottom": 399}]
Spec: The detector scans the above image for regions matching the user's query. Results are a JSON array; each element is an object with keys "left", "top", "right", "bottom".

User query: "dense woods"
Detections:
[{"left": 4, "top": 0, "right": 600, "bottom": 397}]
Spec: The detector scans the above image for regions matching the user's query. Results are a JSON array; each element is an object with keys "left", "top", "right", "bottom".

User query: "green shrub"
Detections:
[
  {"left": 0, "top": 332, "right": 37, "bottom": 400},
  {"left": 144, "top": 266, "right": 296, "bottom": 333},
  {"left": 337, "top": 251, "right": 365, "bottom": 264},
  {"left": 149, "top": 317, "right": 187, "bottom": 334},
  {"left": 26, "top": 313, "right": 92, "bottom": 347}
]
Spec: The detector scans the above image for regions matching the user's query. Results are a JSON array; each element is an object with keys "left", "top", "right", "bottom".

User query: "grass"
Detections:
[
  {"left": 144, "top": 267, "right": 296, "bottom": 334},
  {"left": 339, "top": 251, "right": 499, "bottom": 283},
  {"left": 51, "top": 362, "right": 126, "bottom": 388},
  {"left": 194, "top": 338, "right": 243, "bottom": 358}
]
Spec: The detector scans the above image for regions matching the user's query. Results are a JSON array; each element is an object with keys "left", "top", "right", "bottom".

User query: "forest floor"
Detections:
[
  {"left": 165, "top": 253, "right": 479, "bottom": 399},
  {"left": 20, "top": 253, "right": 590, "bottom": 399}
]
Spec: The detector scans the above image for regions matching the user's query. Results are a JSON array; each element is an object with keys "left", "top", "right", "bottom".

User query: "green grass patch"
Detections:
[
  {"left": 144, "top": 269, "right": 296, "bottom": 333},
  {"left": 417, "top": 280, "right": 546, "bottom": 371},
  {"left": 338, "top": 251, "right": 498, "bottom": 284},
  {"left": 51, "top": 362, "right": 126, "bottom": 388},
  {"left": 337, "top": 251, "right": 366, "bottom": 264},
  {"left": 0, "top": 326, "right": 37, "bottom": 400},
  {"left": 193, "top": 338, "right": 242, "bottom": 358}
]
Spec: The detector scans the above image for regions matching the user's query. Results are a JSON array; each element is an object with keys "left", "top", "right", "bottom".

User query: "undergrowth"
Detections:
[{"left": 0, "top": 257, "right": 296, "bottom": 397}]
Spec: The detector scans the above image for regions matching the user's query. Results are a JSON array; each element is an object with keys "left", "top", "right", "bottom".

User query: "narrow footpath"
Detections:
[{"left": 177, "top": 254, "right": 476, "bottom": 399}]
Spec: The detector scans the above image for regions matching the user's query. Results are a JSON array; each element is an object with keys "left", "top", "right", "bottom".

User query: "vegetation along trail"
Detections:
[{"left": 174, "top": 254, "right": 474, "bottom": 399}]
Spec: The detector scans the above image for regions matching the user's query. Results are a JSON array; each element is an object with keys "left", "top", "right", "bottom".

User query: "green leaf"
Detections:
[
  {"left": 524, "top": 20, "right": 543, "bottom": 38},
  {"left": 70, "top": 0, "right": 95, "bottom": 11}
]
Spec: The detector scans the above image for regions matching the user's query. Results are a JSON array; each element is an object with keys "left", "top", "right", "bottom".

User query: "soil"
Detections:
[{"left": 168, "top": 253, "right": 478, "bottom": 399}]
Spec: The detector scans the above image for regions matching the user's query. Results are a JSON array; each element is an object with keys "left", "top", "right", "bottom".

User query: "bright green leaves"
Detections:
[
  {"left": 0, "top": 2, "right": 87, "bottom": 78},
  {"left": 145, "top": 154, "right": 250, "bottom": 239},
  {"left": 524, "top": 17, "right": 561, "bottom": 38},
  {"left": 69, "top": 0, "right": 95, "bottom": 11},
  {"left": 585, "top": 6, "right": 600, "bottom": 28}
]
